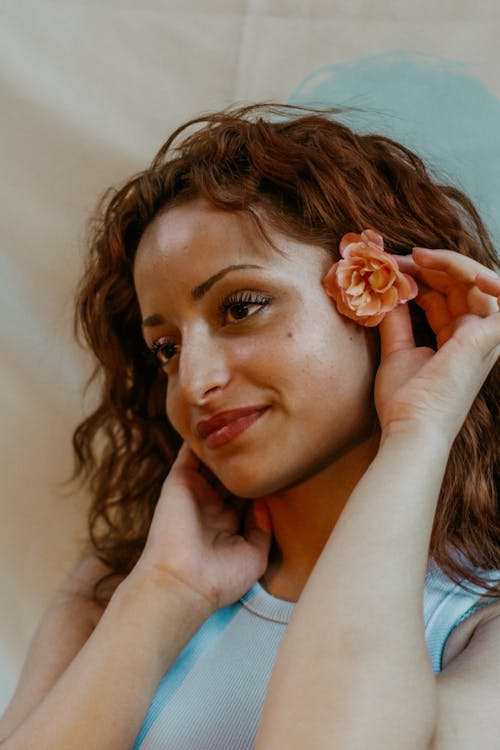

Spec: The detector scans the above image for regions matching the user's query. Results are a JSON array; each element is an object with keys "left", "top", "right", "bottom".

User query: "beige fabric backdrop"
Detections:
[{"left": 1, "top": 0, "right": 499, "bottom": 713}]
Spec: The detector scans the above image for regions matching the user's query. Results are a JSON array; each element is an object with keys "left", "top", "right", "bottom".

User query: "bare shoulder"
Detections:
[
  {"left": 434, "top": 598, "right": 500, "bottom": 748},
  {"left": 441, "top": 593, "right": 500, "bottom": 668},
  {"left": 0, "top": 553, "right": 125, "bottom": 738}
]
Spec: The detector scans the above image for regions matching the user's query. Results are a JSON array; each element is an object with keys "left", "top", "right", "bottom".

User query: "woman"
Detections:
[{"left": 1, "top": 105, "right": 499, "bottom": 750}]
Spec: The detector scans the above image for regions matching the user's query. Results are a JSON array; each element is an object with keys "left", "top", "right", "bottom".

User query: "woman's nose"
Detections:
[{"left": 177, "top": 329, "right": 231, "bottom": 405}]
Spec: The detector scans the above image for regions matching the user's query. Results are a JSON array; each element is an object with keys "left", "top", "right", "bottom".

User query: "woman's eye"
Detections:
[
  {"left": 221, "top": 293, "right": 272, "bottom": 324},
  {"left": 151, "top": 339, "right": 180, "bottom": 367}
]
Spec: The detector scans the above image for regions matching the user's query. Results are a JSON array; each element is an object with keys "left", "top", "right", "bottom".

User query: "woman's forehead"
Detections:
[
  {"left": 134, "top": 199, "right": 320, "bottom": 274},
  {"left": 133, "top": 201, "right": 332, "bottom": 314}
]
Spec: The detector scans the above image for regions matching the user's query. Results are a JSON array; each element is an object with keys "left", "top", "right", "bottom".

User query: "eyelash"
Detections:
[
  {"left": 149, "top": 291, "right": 273, "bottom": 368},
  {"left": 151, "top": 339, "right": 180, "bottom": 368},
  {"left": 219, "top": 291, "right": 272, "bottom": 324}
]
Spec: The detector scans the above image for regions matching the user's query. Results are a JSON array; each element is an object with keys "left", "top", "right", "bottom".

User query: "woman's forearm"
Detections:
[
  {"left": 1, "top": 567, "right": 212, "bottom": 750},
  {"left": 257, "top": 427, "right": 451, "bottom": 750}
]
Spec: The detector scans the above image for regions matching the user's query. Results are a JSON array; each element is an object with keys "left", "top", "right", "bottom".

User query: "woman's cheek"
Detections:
[{"left": 165, "top": 381, "right": 185, "bottom": 437}]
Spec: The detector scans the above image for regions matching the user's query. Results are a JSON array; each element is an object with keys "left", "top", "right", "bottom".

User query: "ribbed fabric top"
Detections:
[
  {"left": 134, "top": 563, "right": 499, "bottom": 750},
  {"left": 423, "top": 561, "right": 499, "bottom": 671}
]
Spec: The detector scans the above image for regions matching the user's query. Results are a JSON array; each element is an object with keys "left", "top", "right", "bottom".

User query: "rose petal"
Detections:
[
  {"left": 355, "top": 294, "right": 381, "bottom": 315},
  {"left": 339, "top": 233, "right": 364, "bottom": 254},
  {"left": 369, "top": 267, "right": 394, "bottom": 292},
  {"left": 340, "top": 241, "right": 369, "bottom": 261},
  {"left": 362, "top": 312, "right": 386, "bottom": 326},
  {"left": 361, "top": 229, "right": 385, "bottom": 248},
  {"left": 350, "top": 245, "right": 387, "bottom": 262},
  {"left": 378, "top": 286, "right": 399, "bottom": 311},
  {"left": 397, "top": 272, "right": 419, "bottom": 301},
  {"left": 336, "top": 264, "right": 357, "bottom": 287},
  {"left": 335, "top": 294, "right": 356, "bottom": 317},
  {"left": 347, "top": 278, "right": 367, "bottom": 296},
  {"left": 323, "top": 230, "right": 418, "bottom": 328}
]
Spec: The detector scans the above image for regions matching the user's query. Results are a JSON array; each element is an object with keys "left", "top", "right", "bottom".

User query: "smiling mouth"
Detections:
[{"left": 196, "top": 406, "right": 269, "bottom": 449}]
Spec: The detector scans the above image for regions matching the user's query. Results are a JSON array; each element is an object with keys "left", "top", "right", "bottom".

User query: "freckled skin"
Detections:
[{"left": 134, "top": 199, "right": 379, "bottom": 499}]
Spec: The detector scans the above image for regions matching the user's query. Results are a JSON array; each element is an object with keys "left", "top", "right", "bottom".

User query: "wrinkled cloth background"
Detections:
[{"left": 1, "top": 0, "right": 500, "bottom": 712}]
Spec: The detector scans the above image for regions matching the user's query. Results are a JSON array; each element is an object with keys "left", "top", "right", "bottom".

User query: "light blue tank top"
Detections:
[{"left": 134, "top": 562, "right": 499, "bottom": 750}]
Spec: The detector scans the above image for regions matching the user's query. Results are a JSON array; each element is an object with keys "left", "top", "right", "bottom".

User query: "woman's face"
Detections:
[{"left": 134, "top": 200, "right": 378, "bottom": 498}]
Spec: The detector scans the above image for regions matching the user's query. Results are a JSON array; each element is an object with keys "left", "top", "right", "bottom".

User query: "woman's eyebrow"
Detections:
[
  {"left": 141, "top": 263, "right": 264, "bottom": 328},
  {"left": 191, "top": 263, "right": 263, "bottom": 300}
]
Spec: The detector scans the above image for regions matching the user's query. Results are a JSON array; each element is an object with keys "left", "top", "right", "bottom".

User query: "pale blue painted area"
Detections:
[
  {"left": 133, "top": 604, "right": 240, "bottom": 749},
  {"left": 288, "top": 52, "right": 500, "bottom": 245}
]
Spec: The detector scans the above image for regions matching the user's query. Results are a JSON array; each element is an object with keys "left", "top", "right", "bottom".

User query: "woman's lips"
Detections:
[{"left": 196, "top": 406, "right": 269, "bottom": 449}]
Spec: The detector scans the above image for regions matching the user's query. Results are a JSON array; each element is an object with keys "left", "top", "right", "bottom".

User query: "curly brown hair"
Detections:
[{"left": 73, "top": 104, "right": 500, "bottom": 601}]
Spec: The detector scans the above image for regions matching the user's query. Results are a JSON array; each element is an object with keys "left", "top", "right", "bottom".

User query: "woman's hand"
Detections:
[
  {"left": 136, "top": 444, "right": 272, "bottom": 613},
  {"left": 374, "top": 247, "right": 500, "bottom": 441}
]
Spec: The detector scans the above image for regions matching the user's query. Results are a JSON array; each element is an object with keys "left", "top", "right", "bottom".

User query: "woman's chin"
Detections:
[
  {"left": 208, "top": 465, "right": 298, "bottom": 500},
  {"left": 214, "top": 474, "right": 271, "bottom": 500}
]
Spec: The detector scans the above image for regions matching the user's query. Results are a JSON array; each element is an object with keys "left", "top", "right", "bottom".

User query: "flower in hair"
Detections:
[{"left": 322, "top": 229, "right": 418, "bottom": 327}]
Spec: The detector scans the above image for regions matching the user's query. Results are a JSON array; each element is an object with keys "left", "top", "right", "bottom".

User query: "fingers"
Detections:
[
  {"left": 172, "top": 444, "right": 223, "bottom": 491},
  {"left": 416, "top": 288, "right": 453, "bottom": 335},
  {"left": 171, "top": 441, "right": 201, "bottom": 471},
  {"left": 412, "top": 249, "right": 499, "bottom": 307},
  {"left": 378, "top": 302, "right": 415, "bottom": 359},
  {"left": 396, "top": 250, "right": 500, "bottom": 332},
  {"left": 411, "top": 247, "right": 497, "bottom": 285},
  {"left": 466, "top": 284, "right": 499, "bottom": 316},
  {"left": 398, "top": 248, "right": 499, "bottom": 292},
  {"left": 475, "top": 271, "right": 500, "bottom": 300},
  {"left": 211, "top": 506, "right": 241, "bottom": 535},
  {"left": 395, "top": 253, "right": 453, "bottom": 294}
]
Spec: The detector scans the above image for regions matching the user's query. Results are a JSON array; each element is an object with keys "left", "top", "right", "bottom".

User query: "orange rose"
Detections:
[{"left": 322, "top": 229, "right": 418, "bottom": 326}]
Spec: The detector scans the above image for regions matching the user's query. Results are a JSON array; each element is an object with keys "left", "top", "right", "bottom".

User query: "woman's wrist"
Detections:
[
  {"left": 379, "top": 418, "right": 454, "bottom": 457},
  {"left": 112, "top": 563, "right": 216, "bottom": 661},
  {"left": 131, "top": 555, "right": 222, "bottom": 610},
  {"left": 118, "top": 561, "right": 218, "bottom": 615}
]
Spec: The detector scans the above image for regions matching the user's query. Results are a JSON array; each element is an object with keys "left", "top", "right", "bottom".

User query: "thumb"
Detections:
[
  {"left": 378, "top": 302, "right": 416, "bottom": 360},
  {"left": 170, "top": 442, "right": 200, "bottom": 472}
]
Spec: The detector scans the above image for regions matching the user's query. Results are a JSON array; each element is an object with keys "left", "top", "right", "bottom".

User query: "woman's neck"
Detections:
[{"left": 260, "top": 429, "right": 380, "bottom": 602}]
